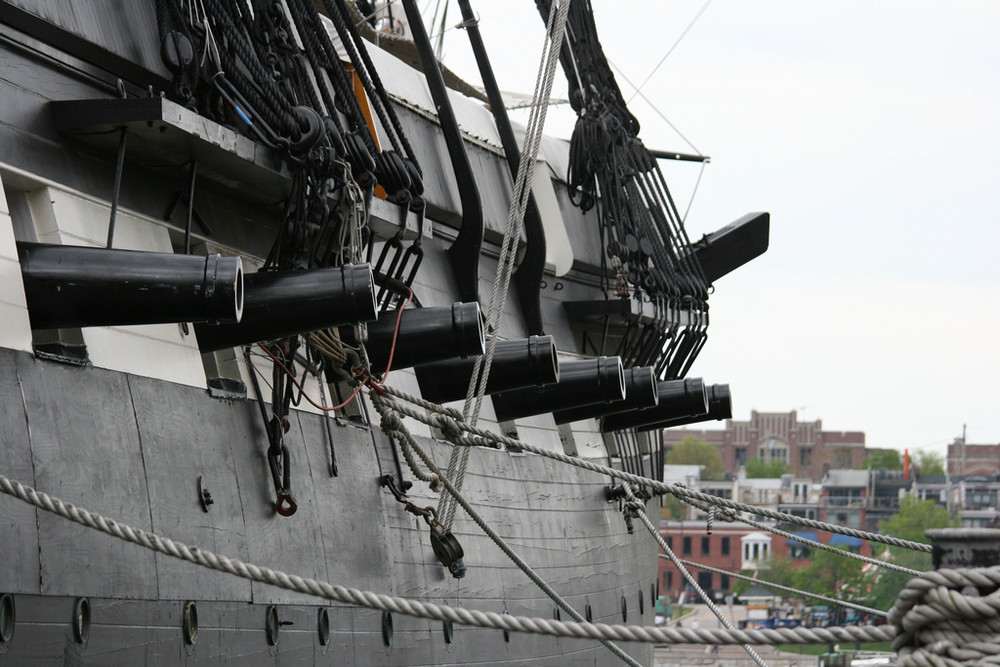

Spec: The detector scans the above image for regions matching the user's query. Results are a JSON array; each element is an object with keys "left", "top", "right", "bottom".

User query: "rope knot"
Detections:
[
  {"left": 379, "top": 410, "right": 404, "bottom": 433},
  {"left": 428, "top": 475, "right": 442, "bottom": 493},
  {"left": 434, "top": 414, "right": 464, "bottom": 442}
]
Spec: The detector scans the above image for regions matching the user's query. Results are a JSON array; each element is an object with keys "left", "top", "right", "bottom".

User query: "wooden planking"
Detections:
[
  {"left": 295, "top": 413, "right": 399, "bottom": 597},
  {"left": 127, "top": 374, "right": 254, "bottom": 602},
  {"left": 16, "top": 353, "right": 159, "bottom": 599},
  {"left": 225, "top": 395, "right": 333, "bottom": 606},
  {"left": 0, "top": 348, "right": 40, "bottom": 593}
]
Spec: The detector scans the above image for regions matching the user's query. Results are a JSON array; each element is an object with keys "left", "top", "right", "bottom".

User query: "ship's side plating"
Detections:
[{"left": 0, "top": 1, "right": 657, "bottom": 664}]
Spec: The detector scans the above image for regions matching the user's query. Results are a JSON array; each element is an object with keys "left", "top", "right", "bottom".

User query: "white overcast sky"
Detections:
[{"left": 426, "top": 0, "right": 1000, "bottom": 455}]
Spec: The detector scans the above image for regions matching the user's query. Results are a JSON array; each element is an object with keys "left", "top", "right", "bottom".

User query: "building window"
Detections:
[
  {"left": 701, "top": 537, "right": 710, "bottom": 556},
  {"left": 697, "top": 571, "right": 713, "bottom": 593},
  {"left": 735, "top": 448, "right": 747, "bottom": 466},
  {"left": 667, "top": 572, "right": 673, "bottom": 589},
  {"left": 721, "top": 537, "right": 730, "bottom": 556},
  {"left": 800, "top": 448, "right": 812, "bottom": 467},
  {"left": 682, "top": 537, "right": 692, "bottom": 556},
  {"left": 721, "top": 574, "right": 730, "bottom": 591},
  {"left": 789, "top": 543, "right": 811, "bottom": 559},
  {"left": 666, "top": 536, "right": 672, "bottom": 551}
]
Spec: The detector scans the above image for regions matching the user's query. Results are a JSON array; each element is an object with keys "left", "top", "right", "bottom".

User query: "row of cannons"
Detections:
[{"left": 17, "top": 242, "right": 730, "bottom": 432}]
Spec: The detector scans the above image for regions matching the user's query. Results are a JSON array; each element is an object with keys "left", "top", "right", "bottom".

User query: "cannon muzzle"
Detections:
[
  {"left": 18, "top": 242, "right": 243, "bottom": 329},
  {"left": 491, "top": 356, "right": 625, "bottom": 422},
  {"left": 414, "top": 335, "right": 559, "bottom": 404},
  {"left": 600, "top": 378, "right": 708, "bottom": 432},
  {"left": 195, "top": 264, "right": 376, "bottom": 352},
  {"left": 553, "top": 366, "right": 659, "bottom": 424},
  {"left": 342, "top": 302, "right": 484, "bottom": 373},
  {"left": 635, "top": 383, "right": 732, "bottom": 431}
]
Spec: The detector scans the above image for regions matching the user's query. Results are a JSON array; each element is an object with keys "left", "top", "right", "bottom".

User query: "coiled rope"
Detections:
[{"left": 890, "top": 567, "right": 1000, "bottom": 666}]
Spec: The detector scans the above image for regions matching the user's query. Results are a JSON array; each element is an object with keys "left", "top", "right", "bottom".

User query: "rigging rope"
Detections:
[
  {"left": 623, "top": 486, "right": 768, "bottom": 667},
  {"left": 671, "top": 558, "right": 888, "bottom": 618},
  {"left": 0, "top": 472, "right": 900, "bottom": 647},
  {"left": 372, "top": 391, "right": 641, "bottom": 667},
  {"left": 438, "top": 0, "right": 570, "bottom": 533},
  {"left": 379, "top": 383, "right": 933, "bottom": 554}
]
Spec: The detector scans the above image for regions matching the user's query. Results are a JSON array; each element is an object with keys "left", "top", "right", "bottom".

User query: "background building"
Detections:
[
  {"left": 947, "top": 438, "right": 1000, "bottom": 477},
  {"left": 662, "top": 410, "right": 866, "bottom": 481}
]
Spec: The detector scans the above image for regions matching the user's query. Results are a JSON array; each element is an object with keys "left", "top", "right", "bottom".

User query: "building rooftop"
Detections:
[{"left": 823, "top": 469, "right": 869, "bottom": 487}]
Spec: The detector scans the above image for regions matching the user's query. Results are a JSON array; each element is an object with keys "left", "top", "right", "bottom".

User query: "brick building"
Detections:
[
  {"left": 657, "top": 520, "right": 872, "bottom": 601},
  {"left": 662, "top": 410, "right": 866, "bottom": 481},
  {"left": 947, "top": 438, "right": 1000, "bottom": 477}
]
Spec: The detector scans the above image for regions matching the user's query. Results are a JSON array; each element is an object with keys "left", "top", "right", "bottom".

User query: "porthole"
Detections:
[
  {"left": 639, "top": 590, "right": 644, "bottom": 616},
  {"left": 265, "top": 605, "right": 279, "bottom": 646},
  {"left": 553, "top": 607, "right": 561, "bottom": 621},
  {"left": 317, "top": 608, "right": 330, "bottom": 646},
  {"left": 182, "top": 601, "right": 198, "bottom": 646},
  {"left": 651, "top": 583, "right": 657, "bottom": 606},
  {"left": 620, "top": 595, "right": 628, "bottom": 623},
  {"left": 73, "top": 597, "right": 91, "bottom": 644},
  {"left": 382, "top": 611, "right": 393, "bottom": 647},
  {"left": 0, "top": 593, "right": 14, "bottom": 643},
  {"left": 585, "top": 602, "right": 593, "bottom": 623},
  {"left": 443, "top": 619, "right": 454, "bottom": 644}
]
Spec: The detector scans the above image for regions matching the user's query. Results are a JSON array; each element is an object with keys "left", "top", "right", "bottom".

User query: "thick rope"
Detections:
[
  {"left": 671, "top": 557, "right": 888, "bottom": 618},
  {"left": 371, "top": 393, "right": 642, "bottom": 667},
  {"left": 624, "top": 488, "right": 768, "bottom": 667},
  {"left": 439, "top": 0, "right": 570, "bottom": 532},
  {"left": 889, "top": 567, "right": 1000, "bottom": 666},
  {"left": 0, "top": 472, "right": 898, "bottom": 646},
  {"left": 380, "top": 384, "right": 933, "bottom": 554}
]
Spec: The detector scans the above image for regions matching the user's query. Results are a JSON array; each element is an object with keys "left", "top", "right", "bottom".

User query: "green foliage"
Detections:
[
  {"left": 795, "top": 546, "right": 867, "bottom": 599},
  {"left": 863, "top": 449, "right": 903, "bottom": 471},
  {"left": 732, "top": 558, "right": 800, "bottom": 598},
  {"left": 915, "top": 449, "right": 945, "bottom": 476},
  {"left": 869, "top": 496, "right": 959, "bottom": 610},
  {"left": 665, "top": 436, "right": 724, "bottom": 480},
  {"left": 745, "top": 457, "right": 790, "bottom": 478},
  {"left": 661, "top": 494, "right": 687, "bottom": 520}
]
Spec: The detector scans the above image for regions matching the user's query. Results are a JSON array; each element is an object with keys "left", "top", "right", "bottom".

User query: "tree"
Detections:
[
  {"left": 731, "top": 557, "right": 801, "bottom": 599},
  {"left": 914, "top": 450, "right": 945, "bottom": 476},
  {"left": 661, "top": 494, "right": 687, "bottom": 520},
  {"left": 868, "top": 496, "right": 959, "bottom": 610},
  {"left": 863, "top": 449, "right": 903, "bottom": 471},
  {"left": 745, "top": 457, "right": 790, "bottom": 478},
  {"left": 665, "top": 436, "right": 724, "bottom": 480},
  {"left": 795, "top": 546, "right": 867, "bottom": 602}
]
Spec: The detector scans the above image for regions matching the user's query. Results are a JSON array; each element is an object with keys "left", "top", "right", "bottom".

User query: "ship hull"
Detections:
[{"left": 0, "top": 346, "right": 656, "bottom": 665}]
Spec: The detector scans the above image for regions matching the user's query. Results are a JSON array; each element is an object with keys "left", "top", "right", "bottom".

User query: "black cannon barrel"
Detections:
[
  {"left": 636, "top": 384, "right": 732, "bottom": 432},
  {"left": 491, "top": 356, "right": 626, "bottom": 422},
  {"left": 414, "top": 335, "right": 560, "bottom": 404},
  {"left": 344, "top": 302, "right": 484, "bottom": 373},
  {"left": 195, "top": 263, "right": 376, "bottom": 352},
  {"left": 553, "top": 366, "right": 659, "bottom": 424},
  {"left": 600, "top": 378, "right": 708, "bottom": 433},
  {"left": 18, "top": 242, "right": 243, "bottom": 329}
]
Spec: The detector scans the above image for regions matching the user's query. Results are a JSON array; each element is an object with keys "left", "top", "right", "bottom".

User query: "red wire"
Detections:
[
  {"left": 377, "top": 286, "right": 414, "bottom": 381},
  {"left": 254, "top": 286, "right": 414, "bottom": 412}
]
